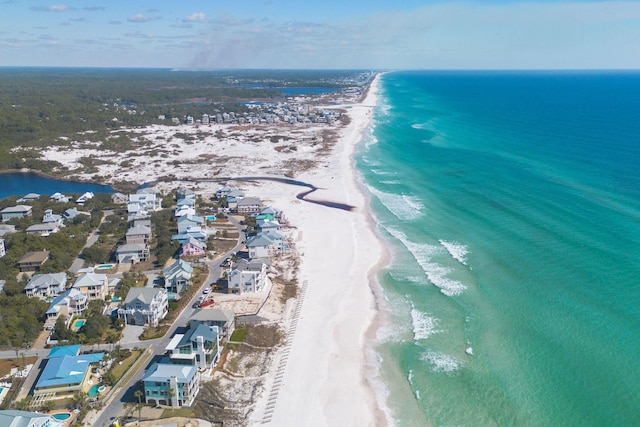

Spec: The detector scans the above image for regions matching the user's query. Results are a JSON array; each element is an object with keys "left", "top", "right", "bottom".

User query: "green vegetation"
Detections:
[
  {"left": 229, "top": 327, "right": 249, "bottom": 343},
  {"left": 107, "top": 347, "right": 142, "bottom": 382},
  {"left": 161, "top": 407, "right": 195, "bottom": 419},
  {"left": 0, "top": 68, "right": 366, "bottom": 175},
  {"left": 151, "top": 209, "right": 179, "bottom": 267},
  {"left": 0, "top": 293, "right": 48, "bottom": 347},
  {"left": 50, "top": 300, "right": 124, "bottom": 345}
]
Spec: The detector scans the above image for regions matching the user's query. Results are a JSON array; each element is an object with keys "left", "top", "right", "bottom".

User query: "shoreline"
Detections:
[{"left": 246, "top": 73, "right": 389, "bottom": 426}]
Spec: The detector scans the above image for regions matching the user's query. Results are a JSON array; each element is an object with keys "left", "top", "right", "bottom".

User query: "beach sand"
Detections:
[{"left": 244, "top": 75, "right": 387, "bottom": 426}]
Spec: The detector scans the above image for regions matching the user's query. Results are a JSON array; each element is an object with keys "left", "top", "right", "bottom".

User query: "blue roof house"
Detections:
[{"left": 34, "top": 344, "right": 104, "bottom": 398}]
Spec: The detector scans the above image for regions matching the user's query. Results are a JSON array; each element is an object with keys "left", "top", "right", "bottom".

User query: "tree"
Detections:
[
  {"left": 72, "top": 391, "right": 87, "bottom": 410},
  {"left": 134, "top": 388, "right": 144, "bottom": 422},
  {"left": 42, "top": 399, "right": 55, "bottom": 412}
]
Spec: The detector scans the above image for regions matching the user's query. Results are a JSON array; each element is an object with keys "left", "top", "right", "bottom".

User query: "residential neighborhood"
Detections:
[{"left": 0, "top": 183, "right": 294, "bottom": 426}]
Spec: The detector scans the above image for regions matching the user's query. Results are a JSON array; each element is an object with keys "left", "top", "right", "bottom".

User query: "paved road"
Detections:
[
  {"left": 69, "top": 209, "right": 112, "bottom": 273},
  {"left": 91, "top": 216, "right": 245, "bottom": 427}
]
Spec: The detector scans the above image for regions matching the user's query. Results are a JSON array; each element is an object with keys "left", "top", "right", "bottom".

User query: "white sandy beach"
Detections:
[
  {"left": 245, "top": 76, "right": 386, "bottom": 426},
  {"left": 37, "top": 74, "right": 387, "bottom": 425}
]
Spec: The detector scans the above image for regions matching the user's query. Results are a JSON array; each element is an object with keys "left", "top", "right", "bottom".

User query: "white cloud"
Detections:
[
  {"left": 128, "top": 14, "right": 160, "bottom": 23},
  {"left": 31, "top": 4, "right": 74, "bottom": 12},
  {"left": 183, "top": 12, "right": 208, "bottom": 23}
]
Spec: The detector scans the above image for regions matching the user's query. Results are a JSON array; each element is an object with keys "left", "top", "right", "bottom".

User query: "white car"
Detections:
[{"left": 203, "top": 288, "right": 210, "bottom": 294}]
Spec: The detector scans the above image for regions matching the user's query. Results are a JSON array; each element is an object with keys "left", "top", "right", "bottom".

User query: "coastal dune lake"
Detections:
[
  {"left": 360, "top": 71, "right": 640, "bottom": 426},
  {"left": 0, "top": 173, "right": 112, "bottom": 199}
]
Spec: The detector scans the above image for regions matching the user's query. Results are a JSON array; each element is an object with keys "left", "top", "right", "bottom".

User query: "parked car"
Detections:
[{"left": 203, "top": 288, "right": 210, "bottom": 294}]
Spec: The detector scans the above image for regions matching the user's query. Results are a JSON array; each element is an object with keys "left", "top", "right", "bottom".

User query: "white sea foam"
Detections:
[
  {"left": 411, "top": 308, "right": 441, "bottom": 340},
  {"left": 388, "top": 270, "right": 426, "bottom": 286},
  {"left": 385, "top": 227, "right": 467, "bottom": 296},
  {"left": 421, "top": 350, "right": 461, "bottom": 373},
  {"left": 380, "top": 180, "right": 401, "bottom": 185},
  {"left": 369, "top": 169, "right": 394, "bottom": 176},
  {"left": 439, "top": 240, "right": 469, "bottom": 265},
  {"left": 402, "top": 194, "right": 426, "bottom": 213},
  {"left": 370, "top": 188, "right": 423, "bottom": 221}
]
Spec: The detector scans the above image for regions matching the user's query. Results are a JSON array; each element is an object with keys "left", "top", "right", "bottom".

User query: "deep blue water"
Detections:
[
  {"left": 0, "top": 173, "right": 112, "bottom": 199},
  {"left": 358, "top": 71, "right": 640, "bottom": 426}
]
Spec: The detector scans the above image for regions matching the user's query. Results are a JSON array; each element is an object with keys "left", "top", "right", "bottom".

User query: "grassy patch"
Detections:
[
  {"left": 161, "top": 407, "right": 195, "bottom": 418},
  {"left": 229, "top": 327, "right": 248, "bottom": 342},
  {"left": 109, "top": 349, "right": 143, "bottom": 381},
  {"left": 140, "top": 325, "right": 169, "bottom": 340}
]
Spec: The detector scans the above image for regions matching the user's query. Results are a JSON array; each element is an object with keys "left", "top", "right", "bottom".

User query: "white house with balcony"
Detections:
[
  {"left": 72, "top": 272, "right": 109, "bottom": 301},
  {"left": 227, "top": 259, "right": 269, "bottom": 294},
  {"left": 24, "top": 272, "right": 68, "bottom": 300},
  {"left": 118, "top": 287, "right": 168, "bottom": 326},
  {"left": 165, "top": 324, "right": 221, "bottom": 372},
  {"left": 128, "top": 189, "right": 162, "bottom": 214},
  {"left": 246, "top": 233, "right": 276, "bottom": 259},
  {"left": 115, "top": 243, "right": 149, "bottom": 264},
  {"left": 46, "top": 288, "right": 88, "bottom": 320}
]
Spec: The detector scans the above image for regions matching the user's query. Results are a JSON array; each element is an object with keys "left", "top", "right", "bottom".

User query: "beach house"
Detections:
[
  {"left": 176, "top": 186, "right": 196, "bottom": 200},
  {"left": 16, "top": 193, "right": 40, "bottom": 203},
  {"left": 180, "top": 236, "right": 206, "bottom": 258},
  {"left": 73, "top": 272, "right": 109, "bottom": 301},
  {"left": 175, "top": 198, "right": 196, "bottom": 217},
  {"left": 16, "top": 250, "right": 49, "bottom": 272},
  {"left": 125, "top": 223, "right": 152, "bottom": 245},
  {"left": 236, "top": 197, "right": 262, "bottom": 214},
  {"left": 42, "top": 209, "right": 64, "bottom": 226},
  {"left": 46, "top": 288, "right": 88, "bottom": 320},
  {"left": 246, "top": 233, "right": 275, "bottom": 259},
  {"left": 227, "top": 259, "right": 269, "bottom": 294},
  {"left": 0, "top": 224, "right": 16, "bottom": 236},
  {"left": 163, "top": 259, "right": 193, "bottom": 294},
  {"left": 189, "top": 308, "right": 236, "bottom": 339},
  {"left": 115, "top": 243, "right": 149, "bottom": 264},
  {"left": 1, "top": 205, "right": 32, "bottom": 222},
  {"left": 25, "top": 222, "right": 60, "bottom": 237},
  {"left": 165, "top": 324, "right": 221, "bottom": 372},
  {"left": 111, "top": 192, "right": 127, "bottom": 204},
  {"left": 118, "top": 287, "right": 168, "bottom": 326},
  {"left": 177, "top": 214, "right": 204, "bottom": 234},
  {"left": 76, "top": 192, "right": 94, "bottom": 205},
  {"left": 142, "top": 363, "right": 200, "bottom": 407},
  {"left": 0, "top": 410, "right": 67, "bottom": 427},
  {"left": 24, "top": 272, "right": 68, "bottom": 300},
  {"left": 34, "top": 344, "right": 104, "bottom": 399}
]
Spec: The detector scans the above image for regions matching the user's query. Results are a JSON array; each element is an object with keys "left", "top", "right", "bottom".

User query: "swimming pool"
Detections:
[
  {"left": 95, "top": 263, "right": 115, "bottom": 270},
  {"left": 52, "top": 412, "right": 72, "bottom": 420},
  {"left": 73, "top": 319, "right": 85, "bottom": 329},
  {"left": 87, "top": 384, "right": 101, "bottom": 397}
]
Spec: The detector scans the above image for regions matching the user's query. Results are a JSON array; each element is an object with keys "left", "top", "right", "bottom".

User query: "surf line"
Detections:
[{"left": 168, "top": 176, "right": 356, "bottom": 212}]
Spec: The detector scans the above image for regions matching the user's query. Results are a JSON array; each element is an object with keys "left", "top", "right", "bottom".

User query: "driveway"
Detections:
[{"left": 120, "top": 325, "right": 145, "bottom": 346}]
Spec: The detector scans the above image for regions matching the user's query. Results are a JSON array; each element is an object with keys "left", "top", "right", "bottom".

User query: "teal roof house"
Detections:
[{"left": 142, "top": 363, "right": 200, "bottom": 408}]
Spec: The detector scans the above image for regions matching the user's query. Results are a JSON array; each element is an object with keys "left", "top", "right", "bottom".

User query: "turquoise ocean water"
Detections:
[{"left": 357, "top": 71, "right": 640, "bottom": 426}]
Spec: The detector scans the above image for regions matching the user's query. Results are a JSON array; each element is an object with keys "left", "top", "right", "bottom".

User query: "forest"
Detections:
[{"left": 0, "top": 68, "right": 360, "bottom": 172}]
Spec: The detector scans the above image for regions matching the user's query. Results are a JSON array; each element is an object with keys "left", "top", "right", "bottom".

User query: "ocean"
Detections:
[{"left": 357, "top": 71, "right": 640, "bottom": 426}]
